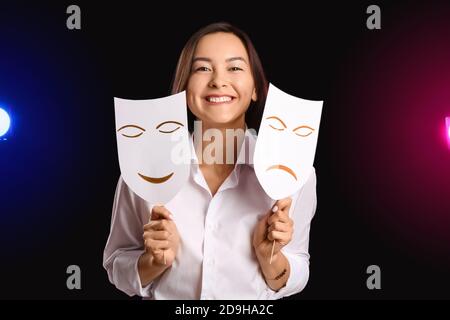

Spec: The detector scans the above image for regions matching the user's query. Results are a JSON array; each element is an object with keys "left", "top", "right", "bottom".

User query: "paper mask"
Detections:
[
  {"left": 254, "top": 84, "right": 323, "bottom": 200},
  {"left": 114, "top": 91, "right": 190, "bottom": 204}
]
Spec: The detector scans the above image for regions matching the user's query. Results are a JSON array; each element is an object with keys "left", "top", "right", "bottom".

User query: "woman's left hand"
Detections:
[{"left": 252, "top": 197, "right": 294, "bottom": 260}]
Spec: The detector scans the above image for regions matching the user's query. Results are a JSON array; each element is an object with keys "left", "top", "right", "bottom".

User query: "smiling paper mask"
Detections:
[
  {"left": 254, "top": 84, "right": 323, "bottom": 200},
  {"left": 114, "top": 91, "right": 190, "bottom": 204}
]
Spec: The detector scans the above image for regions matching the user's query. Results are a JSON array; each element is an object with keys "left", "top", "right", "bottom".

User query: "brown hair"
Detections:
[{"left": 171, "top": 22, "right": 268, "bottom": 133}]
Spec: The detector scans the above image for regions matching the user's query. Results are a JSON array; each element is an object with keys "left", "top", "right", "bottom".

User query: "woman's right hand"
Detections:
[{"left": 142, "top": 205, "right": 180, "bottom": 267}]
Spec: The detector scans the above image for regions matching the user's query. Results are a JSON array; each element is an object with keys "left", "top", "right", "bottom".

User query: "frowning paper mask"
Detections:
[
  {"left": 114, "top": 91, "right": 190, "bottom": 204},
  {"left": 254, "top": 84, "right": 323, "bottom": 200}
]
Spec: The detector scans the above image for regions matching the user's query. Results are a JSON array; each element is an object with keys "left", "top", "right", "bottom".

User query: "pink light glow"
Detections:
[
  {"left": 447, "top": 117, "right": 450, "bottom": 144},
  {"left": 446, "top": 116, "right": 450, "bottom": 150}
]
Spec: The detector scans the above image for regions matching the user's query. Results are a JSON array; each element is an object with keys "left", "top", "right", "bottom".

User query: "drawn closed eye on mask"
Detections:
[
  {"left": 293, "top": 125, "right": 315, "bottom": 137},
  {"left": 266, "top": 116, "right": 287, "bottom": 131},
  {"left": 117, "top": 124, "right": 146, "bottom": 138},
  {"left": 156, "top": 120, "right": 184, "bottom": 133}
]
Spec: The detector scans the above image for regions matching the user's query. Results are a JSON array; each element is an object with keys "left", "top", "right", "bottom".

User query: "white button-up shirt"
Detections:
[{"left": 103, "top": 128, "right": 317, "bottom": 299}]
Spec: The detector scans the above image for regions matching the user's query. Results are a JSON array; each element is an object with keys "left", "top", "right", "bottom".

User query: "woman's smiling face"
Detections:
[{"left": 187, "top": 32, "right": 257, "bottom": 128}]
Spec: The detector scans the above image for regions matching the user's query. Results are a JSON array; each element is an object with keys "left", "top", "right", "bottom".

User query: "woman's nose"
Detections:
[{"left": 208, "top": 72, "right": 228, "bottom": 88}]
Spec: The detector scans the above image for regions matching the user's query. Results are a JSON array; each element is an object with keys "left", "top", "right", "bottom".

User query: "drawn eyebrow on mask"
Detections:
[
  {"left": 266, "top": 116, "right": 287, "bottom": 130},
  {"left": 156, "top": 120, "right": 184, "bottom": 133},
  {"left": 117, "top": 124, "right": 146, "bottom": 138},
  {"left": 293, "top": 125, "right": 315, "bottom": 137}
]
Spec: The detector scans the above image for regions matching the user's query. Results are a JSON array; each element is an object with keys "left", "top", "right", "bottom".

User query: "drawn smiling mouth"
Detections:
[
  {"left": 266, "top": 164, "right": 298, "bottom": 181},
  {"left": 138, "top": 172, "right": 174, "bottom": 184}
]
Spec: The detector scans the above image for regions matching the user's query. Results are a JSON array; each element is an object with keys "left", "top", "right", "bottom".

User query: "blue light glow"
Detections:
[{"left": 0, "top": 107, "right": 11, "bottom": 138}]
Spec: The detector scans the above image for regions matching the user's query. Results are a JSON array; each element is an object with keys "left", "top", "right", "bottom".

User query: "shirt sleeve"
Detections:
[
  {"left": 265, "top": 166, "right": 317, "bottom": 300},
  {"left": 103, "top": 176, "right": 154, "bottom": 297}
]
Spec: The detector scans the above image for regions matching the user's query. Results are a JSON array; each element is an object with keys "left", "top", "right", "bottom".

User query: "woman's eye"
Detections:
[
  {"left": 117, "top": 125, "right": 145, "bottom": 138},
  {"left": 293, "top": 125, "right": 315, "bottom": 137},
  {"left": 194, "top": 66, "right": 211, "bottom": 72},
  {"left": 266, "top": 116, "right": 287, "bottom": 131},
  {"left": 229, "top": 66, "right": 243, "bottom": 72},
  {"left": 156, "top": 121, "right": 184, "bottom": 134}
]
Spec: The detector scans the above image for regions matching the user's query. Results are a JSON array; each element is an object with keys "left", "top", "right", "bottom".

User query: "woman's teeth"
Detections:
[{"left": 206, "top": 96, "right": 233, "bottom": 103}]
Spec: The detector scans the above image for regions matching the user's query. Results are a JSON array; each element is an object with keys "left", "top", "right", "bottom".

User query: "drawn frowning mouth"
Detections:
[
  {"left": 266, "top": 164, "right": 297, "bottom": 181},
  {"left": 138, "top": 172, "right": 174, "bottom": 184}
]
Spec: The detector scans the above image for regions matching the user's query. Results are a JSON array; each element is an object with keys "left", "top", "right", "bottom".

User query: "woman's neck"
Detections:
[{"left": 193, "top": 117, "right": 247, "bottom": 167}]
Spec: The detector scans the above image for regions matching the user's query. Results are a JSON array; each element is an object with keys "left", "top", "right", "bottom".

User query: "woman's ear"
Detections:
[{"left": 251, "top": 88, "right": 257, "bottom": 102}]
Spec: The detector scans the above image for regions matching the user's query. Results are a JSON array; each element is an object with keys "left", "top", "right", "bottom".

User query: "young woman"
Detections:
[{"left": 103, "top": 22, "right": 317, "bottom": 299}]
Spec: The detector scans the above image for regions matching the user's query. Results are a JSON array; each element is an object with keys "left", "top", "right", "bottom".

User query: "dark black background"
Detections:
[{"left": 0, "top": 1, "right": 449, "bottom": 299}]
